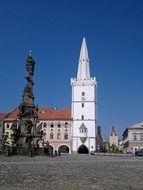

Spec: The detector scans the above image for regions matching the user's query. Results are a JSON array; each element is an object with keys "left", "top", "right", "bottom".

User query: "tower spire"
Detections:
[
  {"left": 77, "top": 37, "right": 90, "bottom": 80},
  {"left": 111, "top": 126, "right": 117, "bottom": 136}
]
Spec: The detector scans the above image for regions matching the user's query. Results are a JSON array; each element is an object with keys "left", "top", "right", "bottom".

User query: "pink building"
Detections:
[{"left": 122, "top": 122, "right": 143, "bottom": 153}]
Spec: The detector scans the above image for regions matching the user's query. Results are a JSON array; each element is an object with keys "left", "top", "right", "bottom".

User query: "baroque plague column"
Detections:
[{"left": 12, "top": 53, "right": 41, "bottom": 155}]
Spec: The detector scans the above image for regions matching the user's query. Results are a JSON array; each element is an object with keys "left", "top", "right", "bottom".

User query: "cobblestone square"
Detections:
[{"left": 0, "top": 154, "right": 143, "bottom": 190}]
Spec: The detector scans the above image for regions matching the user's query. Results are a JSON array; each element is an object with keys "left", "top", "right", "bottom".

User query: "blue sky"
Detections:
[{"left": 0, "top": 0, "right": 143, "bottom": 138}]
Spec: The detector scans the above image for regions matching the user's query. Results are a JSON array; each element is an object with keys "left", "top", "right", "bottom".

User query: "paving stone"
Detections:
[{"left": 0, "top": 154, "right": 143, "bottom": 190}]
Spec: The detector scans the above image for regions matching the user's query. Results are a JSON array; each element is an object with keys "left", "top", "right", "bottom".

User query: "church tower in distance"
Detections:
[{"left": 71, "top": 37, "right": 97, "bottom": 153}]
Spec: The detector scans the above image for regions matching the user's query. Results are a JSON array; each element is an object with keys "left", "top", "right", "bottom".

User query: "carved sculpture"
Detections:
[{"left": 10, "top": 53, "right": 42, "bottom": 155}]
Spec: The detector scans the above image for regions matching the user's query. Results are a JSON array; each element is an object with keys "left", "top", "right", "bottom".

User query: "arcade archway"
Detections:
[
  {"left": 44, "top": 145, "right": 53, "bottom": 154},
  {"left": 78, "top": 145, "right": 89, "bottom": 154},
  {"left": 58, "top": 145, "right": 69, "bottom": 153}
]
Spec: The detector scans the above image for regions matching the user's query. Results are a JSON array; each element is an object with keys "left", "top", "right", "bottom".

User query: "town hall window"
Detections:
[
  {"left": 82, "top": 103, "right": 84, "bottom": 107},
  {"left": 81, "top": 115, "right": 84, "bottom": 120},
  {"left": 81, "top": 92, "right": 85, "bottom": 96}
]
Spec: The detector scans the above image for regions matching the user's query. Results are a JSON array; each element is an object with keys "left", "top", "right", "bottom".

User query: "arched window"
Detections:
[
  {"left": 64, "top": 133, "right": 68, "bottom": 140},
  {"left": 57, "top": 132, "right": 61, "bottom": 140},
  {"left": 50, "top": 132, "right": 54, "bottom": 139}
]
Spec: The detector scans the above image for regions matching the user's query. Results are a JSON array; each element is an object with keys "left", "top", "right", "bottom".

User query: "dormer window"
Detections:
[
  {"left": 79, "top": 123, "right": 87, "bottom": 133},
  {"left": 80, "top": 127, "right": 87, "bottom": 133},
  {"left": 79, "top": 123, "right": 87, "bottom": 143}
]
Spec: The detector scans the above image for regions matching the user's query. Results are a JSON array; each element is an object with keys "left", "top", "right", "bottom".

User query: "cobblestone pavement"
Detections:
[{"left": 0, "top": 154, "right": 143, "bottom": 190}]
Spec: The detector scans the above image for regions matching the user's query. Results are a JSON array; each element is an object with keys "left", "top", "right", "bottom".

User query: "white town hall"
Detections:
[{"left": 71, "top": 37, "right": 97, "bottom": 153}]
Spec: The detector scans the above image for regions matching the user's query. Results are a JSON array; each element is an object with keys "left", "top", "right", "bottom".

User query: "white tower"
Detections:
[{"left": 71, "top": 37, "right": 97, "bottom": 153}]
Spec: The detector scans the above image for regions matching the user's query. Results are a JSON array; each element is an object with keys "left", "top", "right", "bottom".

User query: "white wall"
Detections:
[{"left": 71, "top": 78, "right": 97, "bottom": 153}]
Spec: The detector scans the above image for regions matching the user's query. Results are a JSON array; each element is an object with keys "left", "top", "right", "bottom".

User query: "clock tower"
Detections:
[{"left": 71, "top": 37, "right": 97, "bottom": 153}]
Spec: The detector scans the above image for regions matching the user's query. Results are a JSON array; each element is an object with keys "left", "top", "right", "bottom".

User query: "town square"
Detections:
[
  {"left": 0, "top": 154, "right": 143, "bottom": 190},
  {"left": 0, "top": 0, "right": 143, "bottom": 190}
]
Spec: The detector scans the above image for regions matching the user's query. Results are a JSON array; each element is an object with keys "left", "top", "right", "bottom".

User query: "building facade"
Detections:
[
  {"left": 122, "top": 122, "right": 143, "bottom": 153},
  {"left": 0, "top": 113, "right": 7, "bottom": 149},
  {"left": 2, "top": 107, "right": 72, "bottom": 153},
  {"left": 2, "top": 108, "right": 19, "bottom": 147},
  {"left": 37, "top": 108, "right": 72, "bottom": 153},
  {"left": 71, "top": 37, "right": 97, "bottom": 153}
]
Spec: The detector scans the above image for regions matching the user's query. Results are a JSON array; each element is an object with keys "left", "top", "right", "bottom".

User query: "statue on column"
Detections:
[{"left": 10, "top": 52, "right": 42, "bottom": 155}]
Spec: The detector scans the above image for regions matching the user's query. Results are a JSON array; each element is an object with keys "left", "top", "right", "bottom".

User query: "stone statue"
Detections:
[
  {"left": 15, "top": 53, "right": 41, "bottom": 155},
  {"left": 11, "top": 120, "right": 17, "bottom": 135},
  {"left": 25, "top": 120, "right": 33, "bottom": 134}
]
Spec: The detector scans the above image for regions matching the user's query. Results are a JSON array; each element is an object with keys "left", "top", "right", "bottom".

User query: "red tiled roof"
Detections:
[
  {"left": 0, "top": 112, "right": 7, "bottom": 120},
  {"left": 38, "top": 107, "right": 71, "bottom": 120},
  {"left": 4, "top": 107, "right": 19, "bottom": 121},
  {"left": 3, "top": 107, "right": 71, "bottom": 121}
]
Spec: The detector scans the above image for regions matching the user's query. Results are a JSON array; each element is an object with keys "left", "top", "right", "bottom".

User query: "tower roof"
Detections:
[
  {"left": 79, "top": 123, "right": 87, "bottom": 130},
  {"left": 111, "top": 126, "right": 117, "bottom": 136},
  {"left": 77, "top": 37, "right": 90, "bottom": 80}
]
